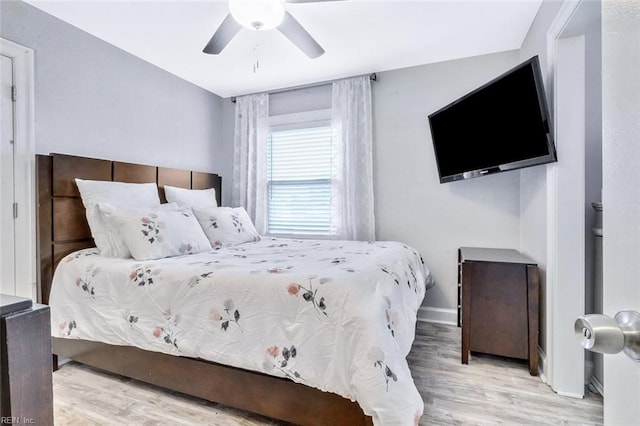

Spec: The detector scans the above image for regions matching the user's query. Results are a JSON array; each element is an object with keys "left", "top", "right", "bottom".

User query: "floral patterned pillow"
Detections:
[
  {"left": 98, "top": 202, "right": 180, "bottom": 258},
  {"left": 106, "top": 208, "right": 212, "bottom": 260},
  {"left": 192, "top": 207, "right": 260, "bottom": 247}
]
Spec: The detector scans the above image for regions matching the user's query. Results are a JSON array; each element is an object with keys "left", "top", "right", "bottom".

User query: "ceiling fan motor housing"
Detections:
[{"left": 229, "top": 0, "right": 285, "bottom": 30}]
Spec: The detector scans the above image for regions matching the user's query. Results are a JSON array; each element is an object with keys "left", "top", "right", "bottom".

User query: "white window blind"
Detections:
[{"left": 267, "top": 125, "right": 334, "bottom": 236}]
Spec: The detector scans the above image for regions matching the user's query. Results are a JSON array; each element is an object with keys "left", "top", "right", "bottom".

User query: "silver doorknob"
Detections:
[{"left": 574, "top": 310, "right": 640, "bottom": 361}]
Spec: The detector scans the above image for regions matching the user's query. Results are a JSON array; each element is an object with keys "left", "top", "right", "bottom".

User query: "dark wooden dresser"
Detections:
[
  {"left": 458, "top": 247, "right": 539, "bottom": 376},
  {"left": 0, "top": 295, "right": 54, "bottom": 424}
]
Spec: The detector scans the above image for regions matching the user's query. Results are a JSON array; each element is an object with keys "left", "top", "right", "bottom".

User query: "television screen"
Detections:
[{"left": 428, "top": 56, "right": 556, "bottom": 183}]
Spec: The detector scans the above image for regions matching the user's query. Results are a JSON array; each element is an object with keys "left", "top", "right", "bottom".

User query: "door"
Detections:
[
  {"left": 601, "top": 2, "right": 640, "bottom": 424},
  {"left": 0, "top": 54, "right": 16, "bottom": 295}
]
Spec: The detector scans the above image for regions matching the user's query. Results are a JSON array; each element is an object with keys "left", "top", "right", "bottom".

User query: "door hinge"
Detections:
[
  {"left": 11, "top": 86, "right": 17, "bottom": 102},
  {"left": 13, "top": 202, "right": 18, "bottom": 219}
]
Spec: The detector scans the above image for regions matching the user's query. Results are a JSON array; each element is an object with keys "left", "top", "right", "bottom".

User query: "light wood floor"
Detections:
[{"left": 53, "top": 322, "right": 603, "bottom": 425}]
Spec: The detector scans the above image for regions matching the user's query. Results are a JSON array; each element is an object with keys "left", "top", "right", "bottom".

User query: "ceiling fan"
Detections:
[{"left": 203, "top": 0, "right": 343, "bottom": 59}]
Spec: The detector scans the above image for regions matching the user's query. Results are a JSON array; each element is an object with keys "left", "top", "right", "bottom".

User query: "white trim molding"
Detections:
[
  {"left": 1, "top": 38, "right": 36, "bottom": 300},
  {"left": 417, "top": 306, "right": 457, "bottom": 326},
  {"left": 543, "top": 0, "right": 585, "bottom": 395}
]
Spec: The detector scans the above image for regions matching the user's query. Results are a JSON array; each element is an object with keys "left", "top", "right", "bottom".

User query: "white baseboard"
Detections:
[
  {"left": 57, "top": 357, "right": 72, "bottom": 367},
  {"left": 556, "top": 390, "right": 584, "bottom": 399},
  {"left": 418, "top": 306, "right": 457, "bottom": 325}
]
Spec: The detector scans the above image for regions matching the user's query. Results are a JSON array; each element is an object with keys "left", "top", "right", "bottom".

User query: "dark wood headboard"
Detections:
[{"left": 36, "top": 153, "right": 222, "bottom": 304}]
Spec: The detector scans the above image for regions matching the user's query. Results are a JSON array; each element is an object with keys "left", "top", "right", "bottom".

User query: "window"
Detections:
[{"left": 267, "top": 112, "right": 334, "bottom": 237}]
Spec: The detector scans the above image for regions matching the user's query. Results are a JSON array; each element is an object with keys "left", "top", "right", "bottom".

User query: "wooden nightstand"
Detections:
[
  {"left": 0, "top": 295, "right": 54, "bottom": 424},
  {"left": 458, "top": 247, "right": 539, "bottom": 376}
]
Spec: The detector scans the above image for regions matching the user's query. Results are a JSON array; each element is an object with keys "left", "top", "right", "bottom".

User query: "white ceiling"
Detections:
[{"left": 25, "top": 0, "right": 543, "bottom": 98}]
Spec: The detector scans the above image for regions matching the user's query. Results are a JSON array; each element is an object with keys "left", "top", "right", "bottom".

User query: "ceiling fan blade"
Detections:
[
  {"left": 203, "top": 14, "right": 242, "bottom": 54},
  {"left": 277, "top": 11, "right": 325, "bottom": 59}
]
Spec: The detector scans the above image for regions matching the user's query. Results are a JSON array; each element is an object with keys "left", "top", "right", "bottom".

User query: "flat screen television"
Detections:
[{"left": 428, "top": 56, "right": 556, "bottom": 183}]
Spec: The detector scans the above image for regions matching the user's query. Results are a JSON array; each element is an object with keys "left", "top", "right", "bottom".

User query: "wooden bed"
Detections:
[{"left": 36, "top": 153, "right": 373, "bottom": 426}]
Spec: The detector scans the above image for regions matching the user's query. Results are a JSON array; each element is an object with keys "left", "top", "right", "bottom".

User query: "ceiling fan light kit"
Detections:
[
  {"left": 229, "top": 0, "right": 285, "bottom": 31},
  {"left": 203, "top": 0, "right": 339, "bottom": 59}
]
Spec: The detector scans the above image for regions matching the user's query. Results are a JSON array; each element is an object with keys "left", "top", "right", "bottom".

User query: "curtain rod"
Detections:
[{"left": 230, "top": 73, "right": 377, "bottom": 103}]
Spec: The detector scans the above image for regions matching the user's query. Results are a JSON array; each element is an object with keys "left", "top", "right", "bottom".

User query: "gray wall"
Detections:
[
  {"left": 1, "top": 0, "right": 225, "bottom": 178},
  {"left": 221, "top": 99, "right": 235, "bottom": 206},
  {"left": 372, "top": 51, "right": 522, "bottom": 314}
]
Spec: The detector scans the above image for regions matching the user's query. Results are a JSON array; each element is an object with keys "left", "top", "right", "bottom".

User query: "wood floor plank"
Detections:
[{"left": 53, "top": 322, "right": 603, "bottom": 425}]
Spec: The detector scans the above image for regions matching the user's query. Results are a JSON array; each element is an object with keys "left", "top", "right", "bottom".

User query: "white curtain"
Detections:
[
  {"left": 232, "top": 93, "right": 269, "bottom": 235},
  {"left": 331, "top": 76, "right": 375, "bottom": 241}
]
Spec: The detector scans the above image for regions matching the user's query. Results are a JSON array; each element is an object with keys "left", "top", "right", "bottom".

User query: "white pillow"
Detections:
[
  {"left": 98, "top": 202, "right": 180, "bottom": 258},
  {"left": 164, "top": 186, "right": 217, "bottom": 209},
  {"left": 75, "top": 179, "right": 161, "bottom": 256},
  {"left": 106, "top": 208, "right": 211, "bottom": 261},
  {"left": 193, "top": 207, "right": 260, "bottom": 247}
]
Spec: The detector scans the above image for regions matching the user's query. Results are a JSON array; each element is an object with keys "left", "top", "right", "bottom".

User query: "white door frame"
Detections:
[
  {"left": 543, "top": 0, "right": 587, "bottom": 397},
  {"left": 1, "top": 38, "right": 36, "bottom": 300}
]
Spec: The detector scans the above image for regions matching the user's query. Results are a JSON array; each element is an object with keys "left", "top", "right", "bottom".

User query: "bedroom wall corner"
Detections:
[
  {"left": 0, "top": 0, "right": 228, "bottom": 180},
  {"left": 518, "top": 0, "right": 564, "bottom": 361},
  {"left": 221, "top": 98, "right": 235, "bottom": 207}
]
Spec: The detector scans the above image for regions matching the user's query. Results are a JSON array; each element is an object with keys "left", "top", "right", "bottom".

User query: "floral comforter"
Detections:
[{"left": 50, "top": 238, "right": 433, "bottom": 425}]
